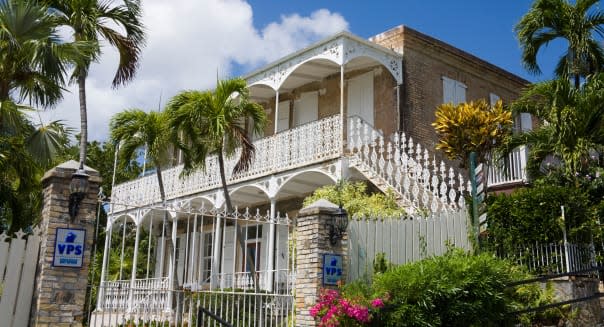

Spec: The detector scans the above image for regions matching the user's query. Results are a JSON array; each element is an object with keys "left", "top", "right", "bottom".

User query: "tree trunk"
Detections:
[
  {"left": 78, "top": 74, "right": 88, "bottom": 168},
  {"left": 217, "top": 151, "right": 260, "bottom": 292},
  {"left": 575, "top": 74, "right": 581, "bottom": 89}
]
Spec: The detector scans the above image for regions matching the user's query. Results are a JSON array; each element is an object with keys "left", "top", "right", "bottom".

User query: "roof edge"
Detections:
[
  {"left": 370, "top": 24, "right": 530, "bottom": 86},
  {"left": 243, "top": 30, "right": 403, "bottom": 82}
]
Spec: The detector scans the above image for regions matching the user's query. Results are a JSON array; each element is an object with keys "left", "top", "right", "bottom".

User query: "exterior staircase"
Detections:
[{"left": 347, "top": 117, "right": 469, "bottom": 214}]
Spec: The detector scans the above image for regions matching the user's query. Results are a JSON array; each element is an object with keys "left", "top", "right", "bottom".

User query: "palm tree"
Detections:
[
  {"left": 49, "top": 0, "right": 146, "bottom": 168},
  {"left": 0, "top": 0, "right": 93, "bottom": 106},
  {"left": 516, "top": 0, "right": 604, "bottom": 88},
  {"left": 166, "top": 77, "right": 267, "bottom": 289},
  {"left": 0, "top": 101, "right": 73, "bottom": 233},
  {"left": 0, "top": 0, "right": 86, "bottom": 232},
  {"left": 166, "top": 78, "right": 267, "bottom": 212},
  {"left": 109, "top": 109, "right": 173, "bottom": 281},
  {"left": 501, "top": 73, "right": 604, "bottom": 179}
]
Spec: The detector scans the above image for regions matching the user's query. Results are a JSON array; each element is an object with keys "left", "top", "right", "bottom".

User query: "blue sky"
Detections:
[
  {"left": 46, "top": 0, "right": 568, "bottom": 141},
  {"left": 247, "top": 0, "right": 564, "bottom": 83}
]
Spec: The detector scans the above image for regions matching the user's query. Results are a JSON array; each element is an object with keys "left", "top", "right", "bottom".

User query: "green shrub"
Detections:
[
  {"left": 367, "top": 250, "right": 566, "bottom": 327},
  {"left": 303, "top": 181, "right": 406, "bottom": 218},
  {"left": 486, "top": 185, "right": 593, "bottom": 252}
]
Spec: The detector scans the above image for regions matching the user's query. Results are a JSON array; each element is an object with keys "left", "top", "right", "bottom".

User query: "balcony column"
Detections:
[
  {"left": 266, "top": 197, "right": 277, "bottom": 291},
  {"left": 274, "top": 90, "right": 280, "bottom": 135},
  {"left": 128, "top": 222, "right": 141, "bottom": 312},
  {"left": 166, "top": 215, "right": 178, "bottom": 311},
  {"left": 519, "top": 145, "right": 529, "bottom": 181},
  {"left": 210, "top": 200, "right": 223, "bottom": 289},
  {"left": 97, "top": 223, "right": 113, "bottom": 309}
]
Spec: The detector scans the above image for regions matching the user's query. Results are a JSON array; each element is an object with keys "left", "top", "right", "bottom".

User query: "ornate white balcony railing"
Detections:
[
  {"left": 348, "top": 117, "right": 468, "bottom": 213},
  {"left": 215, "top": 270, "right": 295, "bottom": 292},
  {"left": 98, "top": 277, "right": 170, "bottom": 311},
  {"left": 488, "top": 146, "right": 528, "bottom": 187},
  {"left": 111, "top": 115, "right": 342, "bottom": 212}
]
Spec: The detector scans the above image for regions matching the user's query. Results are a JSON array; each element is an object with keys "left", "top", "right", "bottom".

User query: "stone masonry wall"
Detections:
[
  {"left": 295, "top": 200, "right": 348, "bottom": 327},
  {"left": 30, "top": 161, "right": 101, "bottom": 327}
]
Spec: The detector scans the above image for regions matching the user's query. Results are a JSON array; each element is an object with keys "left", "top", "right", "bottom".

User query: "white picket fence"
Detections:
[
  {"left": 0, "top": 227, "right": 42, "bottom": 327},
  {"left": 347, "top": 210, "right": 470, "bottom": 281}
]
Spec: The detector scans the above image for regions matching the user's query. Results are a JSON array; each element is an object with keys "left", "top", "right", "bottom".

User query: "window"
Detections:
[
  {"left": 241, "top": 224, "right": 263, "bottom": 272},
  {"left": 201, "top": 232, "right": 213, "bottom": 282},
  {"left": 347, "top": 71, "right": 374, "bottom": 126},
  {"left": 491, "top": 92, "right": 532, "bottom": 133},
  {"left": 276, "top": 100, "right": 290, "bottom": 132},
  {"left": 489, "top": 93, "right": 500, "bottom": 106},
  {"left": 293, "top": 92, "right": 318, "bottom": 127},
  {"left": 442, "top": 76, "right": 466, "bottom": 105}
]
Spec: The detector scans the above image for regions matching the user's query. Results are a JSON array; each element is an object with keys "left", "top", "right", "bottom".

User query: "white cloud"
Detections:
[{"left": 39, "top": 0, "right": 349, "bottom": 142}]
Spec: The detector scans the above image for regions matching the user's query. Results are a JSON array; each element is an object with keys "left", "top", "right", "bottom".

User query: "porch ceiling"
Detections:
[
  {"left": 230, "top": 171, "right": 335, "bottom": 207},
  {"left": 246, "top": 31, "right": 403, "bottom": 100},
  {"left": 249, "top": 57, "right": 385, "bottom": 101}
]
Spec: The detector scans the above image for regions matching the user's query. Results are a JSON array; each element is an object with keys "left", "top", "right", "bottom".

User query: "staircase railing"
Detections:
[{"left": 347, "top": 117, "right": 469, "bottom": 214}]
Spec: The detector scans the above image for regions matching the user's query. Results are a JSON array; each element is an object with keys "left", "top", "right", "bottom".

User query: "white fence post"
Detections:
[{"left": 0, "top": 228, "right": 42, "bottom": 327}]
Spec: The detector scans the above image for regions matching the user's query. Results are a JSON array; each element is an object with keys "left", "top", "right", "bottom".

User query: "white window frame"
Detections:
[
  {"left": 442, "top": 76, "right": 467, "bottom": 105},
  {"left": 276, "top": 100, "right": 290, "bottom": 133},
  {"left": 293, "top": 91, "right": 319, "bottom": 127},
  {"left": 200, "top": 231, "right": 213, "bottom": 283}
]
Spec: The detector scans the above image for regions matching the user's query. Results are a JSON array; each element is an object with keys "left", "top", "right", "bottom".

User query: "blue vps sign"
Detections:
[
  {"left": 53, "top": 228, "right": 86, "bottom": 268},
  {"left": 323, "top": 253, "right": 343, "bottom": 285}
]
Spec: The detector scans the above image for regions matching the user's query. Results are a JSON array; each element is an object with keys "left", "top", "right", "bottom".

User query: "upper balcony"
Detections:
[{"left": 110, "top": 115, "right": 342, "bottom": 213}]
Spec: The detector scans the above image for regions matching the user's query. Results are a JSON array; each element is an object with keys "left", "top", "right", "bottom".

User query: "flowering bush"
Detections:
[{"left": 310, "top": 288, "right": 385, "bottom": 326}]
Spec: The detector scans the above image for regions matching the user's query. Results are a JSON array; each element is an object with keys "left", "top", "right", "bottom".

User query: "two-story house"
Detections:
[{"left": 94, "top": 25, "right": 530, "bottom": 318}]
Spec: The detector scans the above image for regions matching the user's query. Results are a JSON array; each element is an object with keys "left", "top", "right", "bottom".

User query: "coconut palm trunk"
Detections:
[
  {"left": 78, "top": 74, "right": 88, "bottom": 167},
  {"left": 217, "top": 150, "right": 260, "bottom": 292}
]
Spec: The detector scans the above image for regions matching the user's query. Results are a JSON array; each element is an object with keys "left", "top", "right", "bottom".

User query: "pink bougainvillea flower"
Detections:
[{"left": 371, "top": 298, "right": 384, "bottom": 309}]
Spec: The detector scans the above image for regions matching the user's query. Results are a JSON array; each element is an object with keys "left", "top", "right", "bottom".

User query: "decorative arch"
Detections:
[
  {"left": 108, "top": 213, "right": 136, "bottom": 229},
  {"left": 275, "top": 169, "right": 338, "bottom": 201},
  {"left": 247, "top": 34, "right": 402, "bottom": 91},
  {"left": 229, "top": 183, "right": 271, "bottom": 208},
  {"left": 342, "top": 39, "right": 402, "bottom": 84}
]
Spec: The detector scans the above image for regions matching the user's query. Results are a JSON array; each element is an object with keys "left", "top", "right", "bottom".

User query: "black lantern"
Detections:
[
  {"left": 328, "top": 206, "right": 348, "bottom": 245},
  {"left": 69, "top": 166, "right": 90, "bottom": 220}
]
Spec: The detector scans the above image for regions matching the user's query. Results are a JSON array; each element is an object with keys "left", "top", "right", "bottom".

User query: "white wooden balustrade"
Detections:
[
  {"left": 488, "top": 146, "right": 529, "bottom": 187},
  {"left": 348, "top": 117, "right": 469, "bottom": 213},
  {"left": 98, "top": 277, "right": 170, "bottom": 312},
  {"left": 111, "top": 115, "right": 342, "bottom": 212}
]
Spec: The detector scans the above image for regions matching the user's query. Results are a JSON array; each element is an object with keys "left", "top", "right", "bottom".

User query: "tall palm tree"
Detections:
[
  {"left": 166, "top": 78, "right": 267, "bottom": 289},
  {"left": 110, "top": 109, "right": 170, "bottom": 204},
  {"left": 49, "top": 0, "right": 145, "bottom": 168},
  {"left": 166, "top": 78, "right": 267, "bottom": 212},
  {"left": 109, "top": 109, "right": 173, "bottom": 281},
  {"left": 501, "top": 73, "right": 604, "bottom": 179},
  {"left": 0, "top": 0, "right": 93, "bottom": 106},
  {"left": 516, "top": 0, "right": 604, "bottom": 88}
]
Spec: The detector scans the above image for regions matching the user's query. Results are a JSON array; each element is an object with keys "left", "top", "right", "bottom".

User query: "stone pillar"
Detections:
[
  {"left": 30, "top": 160, "right": 101, "bottom": 327},
  {"left": 295, "top": 199, "right": 348, "bottom": 327}
]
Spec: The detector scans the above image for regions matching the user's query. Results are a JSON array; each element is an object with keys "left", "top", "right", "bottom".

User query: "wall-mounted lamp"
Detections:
[
  {"left": 69, "top": 165, "right": 90, "bottom": 220},
  {"left": 328, "top": 206, "right": 348, "bottom": 245}
]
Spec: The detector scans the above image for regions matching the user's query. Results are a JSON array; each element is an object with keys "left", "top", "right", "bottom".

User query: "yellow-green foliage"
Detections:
[
  {"left": 432, "top": 99, "right": 512, "bottom": 166},
  {"left": 303, "top": 181, "right": 407, "bottom": 218}
]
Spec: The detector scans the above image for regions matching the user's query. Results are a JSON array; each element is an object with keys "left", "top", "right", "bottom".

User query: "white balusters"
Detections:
[
  {"left": 112, "top": 115, "right": 342, "bottom": 212},
  {"left": 347, "top": 118, "right": 468, "bottom": 214},
  {"left": 378, "top": 134, "right": 385, "bottom": 178}
]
